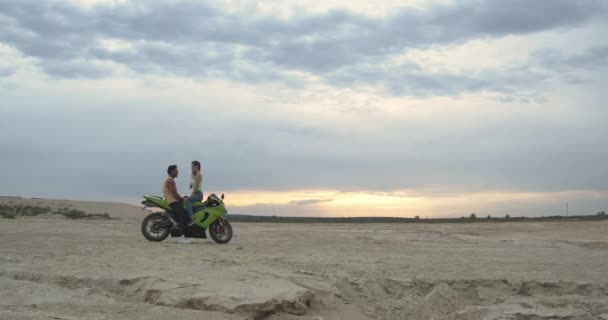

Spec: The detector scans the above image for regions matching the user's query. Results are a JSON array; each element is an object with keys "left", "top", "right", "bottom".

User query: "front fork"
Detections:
[{"left": 214, "top": 216, "right": 227, "bottom": 231}]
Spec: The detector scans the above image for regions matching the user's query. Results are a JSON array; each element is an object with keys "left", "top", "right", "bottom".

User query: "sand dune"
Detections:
[
  {"left": 1, "top": 200, "right": 607, "bottom": 319},
  {"left": 0, "top": 196, "right": 149, "bottom": 220}
]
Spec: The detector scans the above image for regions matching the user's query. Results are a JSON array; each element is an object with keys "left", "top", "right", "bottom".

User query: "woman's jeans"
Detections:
[{"left": 184, "top": 191, "right": 203, "bottom": 219}]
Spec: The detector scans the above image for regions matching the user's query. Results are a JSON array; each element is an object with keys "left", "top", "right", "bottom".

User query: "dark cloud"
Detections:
[
  {"left": 0, "top": 66, "right": 15, "bottom": 77},
  {"left": 532, "top": 45, "right": 608, "bottom": 72},
  {"left": 423, "top": 0, "right": 605, "bottom": 37},
  {"left": 40, "top": 59, "right": 113, "bottom": 78},
  {"left": 326, "top": 45, "right": 608, "bottom": 97},
  {"left": 0, "top": 0, "right": 606, "bottom": 94}
]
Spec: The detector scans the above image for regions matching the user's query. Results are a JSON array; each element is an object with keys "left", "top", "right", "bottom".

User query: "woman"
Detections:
[{"left": 184, "top": 160, "right": 203, "bottom": 225}]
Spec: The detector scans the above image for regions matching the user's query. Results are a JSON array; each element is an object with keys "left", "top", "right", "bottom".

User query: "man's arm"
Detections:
[
  {"left": 191, "top": 174, "right": 202, "bottom": 196},
  {"left": 166, "top": 179, "right": 181, "bottom": 200}
]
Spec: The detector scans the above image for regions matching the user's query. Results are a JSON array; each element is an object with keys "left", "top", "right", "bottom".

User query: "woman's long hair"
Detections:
[{"left": 191, "top": 160, "right": 201, "bottom": 189}]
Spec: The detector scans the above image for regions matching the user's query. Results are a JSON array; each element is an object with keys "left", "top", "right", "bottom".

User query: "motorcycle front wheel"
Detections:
[
  {"left": 209, "top": 219, "right": 233, "bottom": 244},
  {"left": 141, "top": 212, "right": 171, "bottom": 242}
]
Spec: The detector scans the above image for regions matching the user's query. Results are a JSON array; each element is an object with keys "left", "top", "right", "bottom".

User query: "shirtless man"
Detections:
[{"left": 162, "top": 165, "right": 191, "bottom": 244}]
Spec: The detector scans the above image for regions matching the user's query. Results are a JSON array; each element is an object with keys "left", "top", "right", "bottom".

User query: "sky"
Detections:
[{"left": 1, "top": 0, "right": 607, "bottom": 218}]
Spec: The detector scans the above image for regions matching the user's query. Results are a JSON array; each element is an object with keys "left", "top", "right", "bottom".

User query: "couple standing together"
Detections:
[{"left": 162, "top": 160, "right": 203, "bottom": 244}]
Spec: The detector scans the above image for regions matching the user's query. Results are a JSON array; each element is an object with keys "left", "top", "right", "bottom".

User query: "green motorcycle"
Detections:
[{"left": 140, "top": 193, "right": 233, "bottom": 244}]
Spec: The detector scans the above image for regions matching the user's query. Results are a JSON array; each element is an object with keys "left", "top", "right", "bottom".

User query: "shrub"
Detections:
[
  {"left": 0, "top": 212, "right": 16, "bottom": 219},
  {"left": 58, "top": 209, "right": 88, "bottom": 219}
]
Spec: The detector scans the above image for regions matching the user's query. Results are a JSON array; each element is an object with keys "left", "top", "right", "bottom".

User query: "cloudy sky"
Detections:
[{"left": 1, "top": 0, "right": 607, "bottom": 218}]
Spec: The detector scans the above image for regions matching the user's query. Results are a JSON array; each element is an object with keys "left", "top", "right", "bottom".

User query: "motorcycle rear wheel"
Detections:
[
  {"left": 209, "top": 219, "right": 233, "bottom": 244},
  {"left": 141, "top": 212, "right": 171, "bottom": 242}
]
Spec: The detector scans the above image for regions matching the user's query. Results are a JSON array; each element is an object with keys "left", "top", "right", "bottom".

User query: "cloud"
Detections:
[
  {"left": 0, "top": 0, "right": 606, "bottom": 95},
  {"left": 289, "top": 199, "right": 333, "bottom": 206}
]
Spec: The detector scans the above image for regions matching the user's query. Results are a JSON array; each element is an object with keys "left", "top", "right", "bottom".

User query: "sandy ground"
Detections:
[{"left": 1, "top": 214, "right": 608, "bottom": 319}]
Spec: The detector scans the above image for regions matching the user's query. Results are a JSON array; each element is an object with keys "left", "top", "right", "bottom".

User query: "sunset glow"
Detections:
[{"left": 223, "top": 189, "right": 607, "bottom": 218}]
